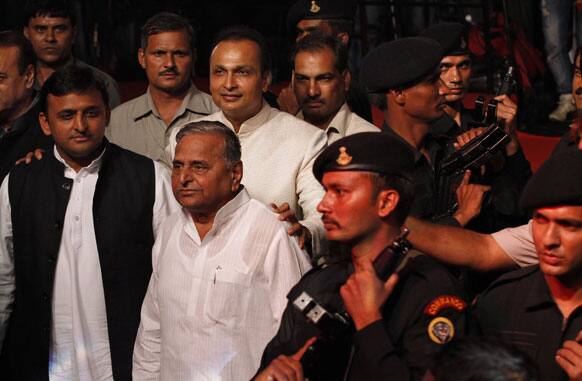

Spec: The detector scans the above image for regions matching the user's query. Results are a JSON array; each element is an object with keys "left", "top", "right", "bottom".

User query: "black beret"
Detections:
[
  {"left": 287, "top": 0, "right": 356, "bottom": 33},
  {"left": 360, "top": 37, "right": 443, "bottom": 92},
  {"left": 520, "top": 148, "right": 582, "bottom": 209},
  {"left": 419, "top": 23, "right": 469, "bottom": 56},
  {"left": 313, "top": 132, "right": 415, "bottom": 182}
]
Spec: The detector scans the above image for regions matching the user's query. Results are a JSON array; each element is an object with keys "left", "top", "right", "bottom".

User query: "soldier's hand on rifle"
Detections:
[
  {"left": 453, "top": 170, "right": 491, "bottom": 226},
  {"left": 340, "top": 257, "right": 399, "bottom": 330},
  {"left": 453, "top": 127, "right": 486, "bottom": 150},
  {"left": 254, "top": 337, "right": 316, "bottom": 381},
  {"left": 494, "top": 94, "right": 519, "bottom": 156}
]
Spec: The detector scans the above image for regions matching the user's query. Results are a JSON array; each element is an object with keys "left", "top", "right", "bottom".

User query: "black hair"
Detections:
[
  {"left": 24, "top": 0, "right": 75, "bottom": 26},
  {"left": 367, "top": 172, "right": 414, "bottom": 225},
  {"left": 291, "top": 31, "right": 348, "bottom": 73},
  {"left": 140, "top": 12, "right": 196, "bottom": 51},
  {"left": 211, "top": 25, "right": 271, "bottom": 75},
  {"left": 429, "top": 337, "right": 539, "bottom": 381},
  {"left": 0, "top": 31, "right": 36, "bottom": 74},
  {"left": 39, "top": 66, "right": 109, "bottom": 112}
]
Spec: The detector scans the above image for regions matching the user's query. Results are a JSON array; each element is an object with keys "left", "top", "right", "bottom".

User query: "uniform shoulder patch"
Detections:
[
  {"left": 423, "top": 295, "right": 467, "bottom": 316},
  {"left": 428, "top": 317, "right": 455, "bottom": 344}
]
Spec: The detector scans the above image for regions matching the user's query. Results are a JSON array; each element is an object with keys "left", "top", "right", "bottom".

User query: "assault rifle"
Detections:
[
  {"left": 293, "top": 229, "right": 412, "bottom": 378},
  {"left": 434, "top": 66, "right": 515, "bottom": 218}
]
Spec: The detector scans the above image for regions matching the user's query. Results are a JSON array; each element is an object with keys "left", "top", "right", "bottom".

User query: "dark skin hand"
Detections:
[
  {"left": 254, "top": 337, "right": 317, "bottom": 381},
  {"left": 15, "top": 148, "right": 45, "bottom": 165},
  {"left": 271, "top": 202, "right": 312, "bottom": 250}
]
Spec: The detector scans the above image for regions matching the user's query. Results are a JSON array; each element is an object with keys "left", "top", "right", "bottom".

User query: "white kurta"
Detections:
[
  {"left": 133, "top": 188, "right": 312, "bottom": 381},
  {"left": 166, "top": 102, "right": 327, "bottom": 255},
  {"left": 0, "top": 146, "right": 178, "bottom": 380}
]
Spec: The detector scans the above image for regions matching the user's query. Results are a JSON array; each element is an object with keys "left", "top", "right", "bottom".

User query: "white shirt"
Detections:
[
  {"left": 166, "top": 102, "right": 328, "bottom": 256},
  {"left": 0, "top": 146, "right": 178, "bottom": 380},
  {"left": 491, "top": 220, "right": 538, "bottom": 267},
  {"left": 133, "top": 188, "right": 311, "bottom": 381},
  {"left": 298, "top": 102, "right": 379, "bottom": 145}
]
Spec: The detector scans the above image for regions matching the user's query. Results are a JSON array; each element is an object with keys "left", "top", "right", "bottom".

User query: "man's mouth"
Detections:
[{"left": 221, "top": 93, "right": 242, "bottom": 101}]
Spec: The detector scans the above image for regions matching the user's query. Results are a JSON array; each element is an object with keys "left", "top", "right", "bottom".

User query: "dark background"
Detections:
[{"left": 0, "top": 0, "right": 545, "bottom": 83}]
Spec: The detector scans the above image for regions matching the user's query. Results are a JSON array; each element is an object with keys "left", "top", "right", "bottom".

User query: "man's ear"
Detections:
[
  {"left": 231, "top": 160, "right": 243, "bottom": 191},
  {"left": 376, "top": 189, "right": 399, "bottom": 219},
  {"left": 391, "top": 89, "right": 406, "bottom": 106},
  {"left": 138, "top": 48, "right": 146, "bottom": 69},
  {"left": 343, "top": 69, "right": 352, "bottom": 92},
  {"left": 24, "top": 64, "right": 35, "bottom": 89},
  {"left": 261, "top": 71, "right": 272, "bottom": 93},
  {"left": 39, "top": 112, "right": 52, "bottom": 136},
  {"left": 336, "top": 32, "right": 349, "bottom": 46},
  {"left": 23, "top": 26, "right": 30, "bottom": 40}
]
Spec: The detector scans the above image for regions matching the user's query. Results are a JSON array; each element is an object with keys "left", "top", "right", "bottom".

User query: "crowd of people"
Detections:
[{"left": 0, "top": 0, "right": 581, "bottom": 380}]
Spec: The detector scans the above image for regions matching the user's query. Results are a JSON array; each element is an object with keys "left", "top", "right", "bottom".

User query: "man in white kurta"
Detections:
[
  {"left": 166, "top": 27, "right": 327, "bottom": 257},
  {"left": 167, "top": 102, "right": 327, "bottom": 254},
  {"left": 133, "top": 121, "right": 311, "bottom": 380}
]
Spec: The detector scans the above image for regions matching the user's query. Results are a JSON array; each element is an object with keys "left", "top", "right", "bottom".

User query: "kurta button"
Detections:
[
  {"left": 54, "top": 221, "right": 61, "bottom": 229},
  {"left": 62, "top": 182, "right": 71, "bottom": 190},
  {"left": 42, "top": 293, "right": 49, "bottom": 302}
]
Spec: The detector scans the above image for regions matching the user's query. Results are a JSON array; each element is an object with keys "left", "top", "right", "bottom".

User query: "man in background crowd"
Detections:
[
  {"left": 107, "top": 12, "right": 218, "bottom": 164},
  {"left": 23, "top": 0, "right": 120, "bottom": 108},
  {"left": 0, "top": 31, "right": 52, "bottom": 181},
  {"left": 292, "top": 32, "right": 377, "bottom": 145}
]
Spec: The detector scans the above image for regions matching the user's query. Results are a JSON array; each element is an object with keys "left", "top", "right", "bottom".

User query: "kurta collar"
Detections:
[
  {"left": 183, "top": 186, "right": 251, "bottom": 244},
  {"left": 53, "top": 142, "right": 106, "bottom": 176},
  {"left": 217, "top": 101, "right": 272, "bottom": 135}
]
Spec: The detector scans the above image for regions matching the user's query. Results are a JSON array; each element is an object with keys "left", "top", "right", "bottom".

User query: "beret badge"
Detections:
[
  {"left": 336, "top": 146, "right": 352, "bottom": 166},
  {"left": 310, "top": 0, "right": 321, "bottom": 13},
  {"left": 459, "top": 35, "right": 467, "bottom": 50}
]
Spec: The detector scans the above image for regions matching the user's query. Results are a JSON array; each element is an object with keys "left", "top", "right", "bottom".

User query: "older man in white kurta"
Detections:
[{"left": 133, "top": 121, "right": 311, "bottom": 380}]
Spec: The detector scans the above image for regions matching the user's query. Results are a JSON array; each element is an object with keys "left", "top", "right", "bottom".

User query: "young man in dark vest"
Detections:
[{"left": 0, "top": 66, "right": 176, "bottom": 380}]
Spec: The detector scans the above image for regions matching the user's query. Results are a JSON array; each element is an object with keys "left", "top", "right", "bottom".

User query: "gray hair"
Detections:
[{"left": 176, "top": 121, "right": 241, "bottom": 167}]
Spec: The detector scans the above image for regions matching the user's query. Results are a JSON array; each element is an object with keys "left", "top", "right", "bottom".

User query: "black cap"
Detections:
[
  {"left": 287, "top": 0, "right": 356, "bottom": 34},
  {"left": 520, "top": 148, "right": 582, "bottom": 209},
  {"left": 313, "top": 132, "right": 415, "bottom": 182},
  {"left": 419, "top": 23, "right": 469, "bottom": 56},
  {"left": 360, "top": 37, "right": 443, "bottom": 93}
]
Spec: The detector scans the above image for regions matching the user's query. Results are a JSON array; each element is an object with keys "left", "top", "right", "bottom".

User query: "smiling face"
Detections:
[
  {"left": 439, "top": 55, "right": 471, "bottom": 103},
  {"left": 24, "top": 16, "right": 75, "bottom": 66},
  {"left": 209, "top": 39, "right": 268, "bottom": 126},
  {"left": 39, "top": 88, "right": 108, "bottom": 171},
  {"left": 293, "top": 47, "right": 349, "bottom": 128},
  {"left": 138, "top": 30, "right": 194, "bottom": 95},
  {"left": 172, "top": 133, "right": 242, "bottom": 215},
  {"left": 532, "top": 205, "right": 582, "bottom": 285}
]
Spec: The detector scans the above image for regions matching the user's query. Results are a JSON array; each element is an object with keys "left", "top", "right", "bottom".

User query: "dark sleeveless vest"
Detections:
[{"left": 3, "top": 142, "right": 155, "bottom": 380}]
